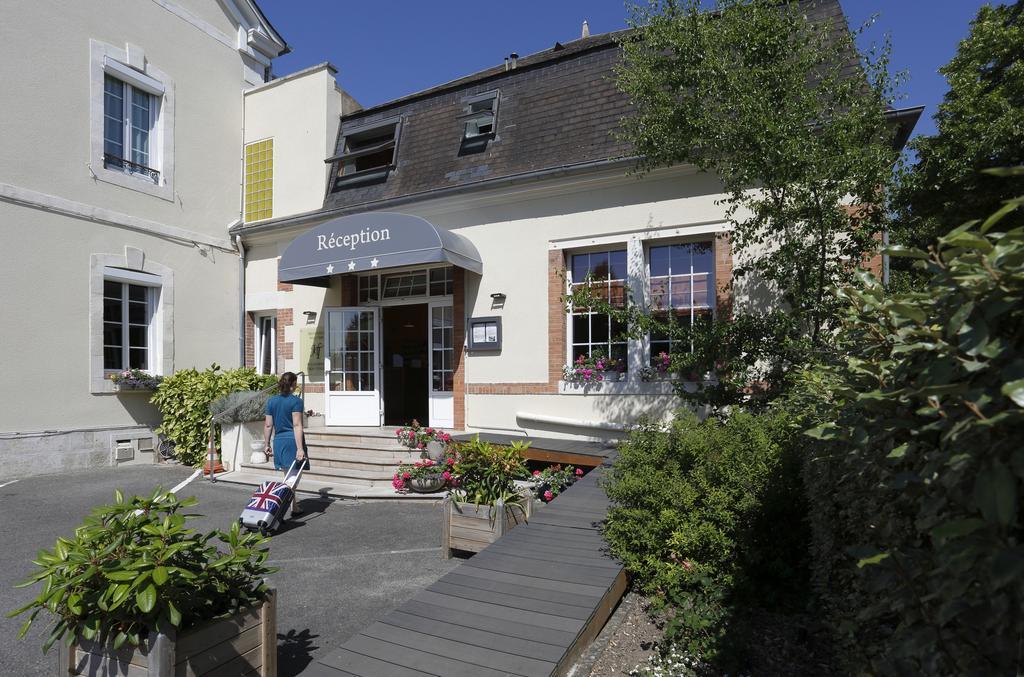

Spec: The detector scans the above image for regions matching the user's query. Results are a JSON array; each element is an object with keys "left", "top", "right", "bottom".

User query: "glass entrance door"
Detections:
[
  {"left": 428, "top": 301, "right": 454, "bottom": 428},
  {"left": 324, "top": 307, "right": 381, "bottom": 426}
]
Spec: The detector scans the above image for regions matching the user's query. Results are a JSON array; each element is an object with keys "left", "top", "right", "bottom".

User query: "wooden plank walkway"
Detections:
[
  {"left": 451, "top": 433, "right": 618, "bottom": 468},
  {"left": 304, "top": 466, "right": 625, "bottom": 677}
]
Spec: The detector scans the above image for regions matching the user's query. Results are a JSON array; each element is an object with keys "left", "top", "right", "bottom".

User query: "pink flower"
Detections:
[
  {"left": 402, "top": 472, "right": 411, "bottom": 480},
  {"left": 424, "top": 459, "right": 434, "bottom": 466},
  {"left": 395, "top": 430, "right": 402, "bottom": 436},
  {"left": 575, "top": 468, "right": 584, "bottom": 476},
  {"left": 418, "top": 443, "right": 425, "bottom": 449},
  {"left": 442, "top": 471, "right": 451, "bottom": 480},
  {"left": 533, "top": 470, "right": 542, "bottom": 476},
  {"left": 425, "top": 428, "right": 434, "bottom": 434},
  {"left": 414, "top": 461, "right": 423, "bottom": 468},
  {"left": 446, "top": 457, "right": 456, "bottom": 466},
  {"left": 391, "top": 474, "right": 406, "bottom": 491},
  {"left": 543, "top": 490, "right": 554, "bottom": 502},
  {"left": 596, "top": 374, "right": 604, "bottom": 382}
]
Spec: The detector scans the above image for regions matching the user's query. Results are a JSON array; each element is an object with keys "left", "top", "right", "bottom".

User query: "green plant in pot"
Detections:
[
  {"left": 210, "top": 390, "right": 272, "bottom": 466},
  {"left": 449, "top": 437, "right": 531, "bottom": 521},
  {"left": 8, "top": 489, "right": 275, "bottom": 658}
]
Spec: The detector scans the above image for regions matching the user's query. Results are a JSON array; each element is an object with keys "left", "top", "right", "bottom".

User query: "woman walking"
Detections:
[{"left": 264, "top": 371, "right": 309, "bottom": 516}]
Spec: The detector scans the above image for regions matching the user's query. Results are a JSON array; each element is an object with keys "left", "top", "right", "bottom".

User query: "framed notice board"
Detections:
[{"left": 467, "top": 316, "right": 502, "bottom": 351}]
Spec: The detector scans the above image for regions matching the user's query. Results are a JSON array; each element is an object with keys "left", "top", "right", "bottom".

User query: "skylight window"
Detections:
[
  {"left": 459, "top": 91, "right": 499, "bottom": 154},
  {"left": 329, "top": 116, "right": 402, "bottom": 188}
]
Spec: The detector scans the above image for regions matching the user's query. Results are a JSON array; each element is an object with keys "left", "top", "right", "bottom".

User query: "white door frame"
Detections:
[
  {"left": 427, "top": 300, "right": 455, "bottom": 429},
  {"left": 324, "top": 306, "right": 382, "bottom": 426}
]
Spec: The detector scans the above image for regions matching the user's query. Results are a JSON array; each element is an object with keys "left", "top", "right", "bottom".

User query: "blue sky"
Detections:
[{"left": 262, "top": 1, "right": 993, "bottom": 141}]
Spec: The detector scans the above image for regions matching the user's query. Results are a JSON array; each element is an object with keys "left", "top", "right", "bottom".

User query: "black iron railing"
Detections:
[{"left": 103, "top": 153, "right": 160, "bottom": 184}]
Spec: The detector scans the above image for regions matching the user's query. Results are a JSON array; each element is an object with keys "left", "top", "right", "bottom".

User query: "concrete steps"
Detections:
[{"left": 216, "top": 469, "right": 441, "bottom": 500}]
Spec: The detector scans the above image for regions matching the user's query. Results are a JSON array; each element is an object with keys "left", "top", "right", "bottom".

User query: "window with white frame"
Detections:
[
  {"left": 254, "top": 314, "right": 276, "bottom": 375},
  {"left": 103, "top": 74, "right": 159, "bottom": 183},
  {"left": 648, "top": 241, "right": 715, "bottom": 362},
  {"left": 431, "top": 305, "right": 454, "bottom": 392},
  {"left": 567, "top": 249, "right": 629, "bottom": 370},
  {"left": 103, "top": 271, "right": 161, "bottom": 372}
]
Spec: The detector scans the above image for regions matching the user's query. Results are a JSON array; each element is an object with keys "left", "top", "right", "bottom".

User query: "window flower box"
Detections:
[{"left": 110, "top": 369, "right": 164, "bottom": 391}]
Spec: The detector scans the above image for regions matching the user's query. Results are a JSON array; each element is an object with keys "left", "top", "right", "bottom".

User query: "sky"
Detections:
[{"left": 261, "top": 1, "right": 996, "bottom": 142}]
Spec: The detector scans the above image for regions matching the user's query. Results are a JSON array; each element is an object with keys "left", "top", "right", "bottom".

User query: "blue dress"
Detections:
[{"left": 265, "top": 394, "right": 309, "bottom": 470}]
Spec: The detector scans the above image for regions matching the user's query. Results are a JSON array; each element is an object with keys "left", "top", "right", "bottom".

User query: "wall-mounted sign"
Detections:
[
  {"left": 299, "top": 325, "right": 324, "bottom": 382},
  {"left": 467, "top": 316, "right": 502, "bottom": 351}
]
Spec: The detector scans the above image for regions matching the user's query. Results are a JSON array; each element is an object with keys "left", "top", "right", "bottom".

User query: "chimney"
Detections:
[
  {"left": 504, "top": 56, "right": 509, "bottom": 71},
  {"left": 582, "top": 20, "right": 590, "bottom": 38},
  {"left": 509, "top": 52, "right": 518, "bottom": 69}
]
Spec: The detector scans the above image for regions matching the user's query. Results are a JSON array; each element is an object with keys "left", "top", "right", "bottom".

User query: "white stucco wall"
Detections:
[
  {"left": 0, "top": 1, "right": 283, "bottom": 468},
  {"left": 240, "top": 164, "right": 739, "bottom": 438},
  {"left": 243, "top": 64, "right": 345, "bottom": 221}
]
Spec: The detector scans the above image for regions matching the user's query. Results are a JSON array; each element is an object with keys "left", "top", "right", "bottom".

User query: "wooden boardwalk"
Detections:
[
  {"left": 451, "top": 433, "right": 618, "bottom": 468},
  {"left": 304, "top": 467, "right": 625, "bottom": 676}
]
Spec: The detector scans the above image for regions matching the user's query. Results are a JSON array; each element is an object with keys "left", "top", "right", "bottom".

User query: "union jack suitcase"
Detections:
[{"left": 239, "top": 459, "right": 305, "bottom": 536}]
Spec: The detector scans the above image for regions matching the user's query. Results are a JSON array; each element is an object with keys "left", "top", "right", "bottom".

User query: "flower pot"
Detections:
[
  {"left": 425, "top": 440, "right": 445, "bottom": 461},
  {"left": 58, "top": 587, "right": 277, "bottom": 676},
  {"left": 409, "top": 473, "right": 446, "bottom": 493},
  {"left": 250, "top": 447, "right": 269, "bottom": 465},
  {"left": 442, "top": 495, "right": 532, "bottom": 558}
]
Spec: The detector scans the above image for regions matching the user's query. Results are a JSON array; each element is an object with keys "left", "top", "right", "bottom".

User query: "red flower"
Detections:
[
  {"left": 533, "top": 470, "right": 542, "bottom": 476},
  {"left": 575, "top": 468, "right": 584, "bottom": 476},
  {"left": 543, "top": 490, "right": 554, "bottom": 502}
]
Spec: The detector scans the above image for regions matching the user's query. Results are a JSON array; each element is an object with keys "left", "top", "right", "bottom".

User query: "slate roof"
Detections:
[{"left": 321, "top": 30, "right": 635, "bottom": 213}]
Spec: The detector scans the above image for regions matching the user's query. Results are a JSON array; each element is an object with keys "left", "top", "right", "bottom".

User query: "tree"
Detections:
[
  {"left": 617, "top": 0, "right": 898, "bottom": 344},
  {"left": 891, "top": 1, "right": 1024, "bottom": 290}
]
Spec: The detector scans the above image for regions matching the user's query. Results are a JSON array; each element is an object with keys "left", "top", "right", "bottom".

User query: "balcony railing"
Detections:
[{"left": 103, "top": 153, "right": 160, "bottom": 184}]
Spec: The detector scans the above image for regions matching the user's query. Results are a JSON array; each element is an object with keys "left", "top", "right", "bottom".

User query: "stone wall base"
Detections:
[{"left": 0, "top": 425, "right": 156, "bottom": 479}]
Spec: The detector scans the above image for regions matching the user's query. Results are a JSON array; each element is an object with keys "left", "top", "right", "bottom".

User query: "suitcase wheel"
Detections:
[{"left": 259, "top": 526, "right": 269, "bottom": 538}]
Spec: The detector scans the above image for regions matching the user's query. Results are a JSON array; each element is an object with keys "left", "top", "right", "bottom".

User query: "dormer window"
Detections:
[
  {"left": 329, "top": 117, "right": 401, "bottom": 188},
  {"left": 459, "top": 91, "right": 499, "bottom": 155}
]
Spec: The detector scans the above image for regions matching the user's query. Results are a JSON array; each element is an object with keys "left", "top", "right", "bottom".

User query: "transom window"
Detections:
[
  {"left": 648, "top": 242, "right": 715, "bottom": 362},
  {"left": 103, "top": 278, "right": 158, "bottom": 371},
  {"left": 103, "top": 75, "right": 159, "bottom": 183},
  {"left": 568, "top": 249, "right": 629, "bottom": 369},
  {"left": 358, "top": 267, "right": 453, "bottom": 303}
]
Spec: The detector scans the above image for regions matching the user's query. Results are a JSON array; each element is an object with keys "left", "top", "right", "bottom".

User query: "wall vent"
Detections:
[{"left": 114, "top": 439, "right": 136, "bottom": 462}]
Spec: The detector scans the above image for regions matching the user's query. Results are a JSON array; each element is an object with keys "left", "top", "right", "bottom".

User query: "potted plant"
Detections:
[
  {"left": 395, "top": 420, "right": 452, "bottom": 460},
  {"left": 8, "top": 489, "right": 277, "bottom": 676},
  {"left": 110, "top": 368, "right": 164, "bottom": 391},
  {"left": 442, "top": 437, "right": 532, "bottom": 557},
  {"left": 529, "top": 464, "right": 585, "bottom": 504},
  {"left": 392, "top": 456, "right": 454, "bottom": 494},
  {"left": 562, "top": 350, "right": 627, "bottom": 384},
  {"left": 210, "top": 390, "right": 271, "bottom": 471}
]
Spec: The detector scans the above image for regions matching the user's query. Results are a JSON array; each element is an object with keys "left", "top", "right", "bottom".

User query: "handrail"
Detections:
[{"left": 207, "top": 372, "right": 306, "bottom": 483}]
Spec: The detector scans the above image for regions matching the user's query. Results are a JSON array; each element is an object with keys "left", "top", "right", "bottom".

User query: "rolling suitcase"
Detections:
[{"left": 239, "top": 459, "right": 306, "bottom": 536}]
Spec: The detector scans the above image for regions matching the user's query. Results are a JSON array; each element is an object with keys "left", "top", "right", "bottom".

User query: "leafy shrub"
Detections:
[
  {"left": 801, "top": 197, "right": 1024, "bottom": 675},
  {"left": 602, "top": 410, "right": 808, "bottom": 665},
  {"left": 449, "top": 437, "right": 530, "bottom": 506},
  {"left": 8, "top": 489, "right": 273, "bottom": 653},
  {"left": 209, "top": 390, "right": 270, "bottom": 425},
  {"left": 150, "top": 365, "right": 276, "bottom": 467}
]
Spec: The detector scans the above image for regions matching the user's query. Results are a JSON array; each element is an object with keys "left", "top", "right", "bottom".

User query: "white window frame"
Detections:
[
  {"left": 90, "top": 40, "right": 175, "bottom": 201},
  {"left": 91, "top": 250, "right": 173, "bottom": 394},
  {"left": 102, "top": 268, "right": 161, "bottom": 374},
  {"left": 254, "top": 313, "right": 277, "bottom": 375},
  {"left": 645, "top": 239, "right": 717, "bottom": 364},
  {"left": 565, "top": 245, "right": 630, "bottom": 374},
  {"left": 103, "top": 74, "right": 160, "bottom": 183}
]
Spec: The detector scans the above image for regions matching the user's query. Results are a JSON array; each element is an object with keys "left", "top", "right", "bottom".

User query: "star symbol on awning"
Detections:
[
  {"left": 370, "top": 258, "right": 379, "bottom": 268},
  {"left": 348, "top": 260, "right": 356, "bottom": 271},
  {"left": 326, "top": 264, "right": 334, "bottom": 274}
]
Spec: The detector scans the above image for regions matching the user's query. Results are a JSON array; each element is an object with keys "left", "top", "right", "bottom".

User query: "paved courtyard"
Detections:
[{"left": 0, "top": 465, "right": 457, "bottom": 676}]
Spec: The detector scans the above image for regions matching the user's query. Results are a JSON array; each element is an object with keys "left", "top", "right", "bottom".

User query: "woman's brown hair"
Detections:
[{"left": 278, "top": 371, "right": 298, "bottom": 395}]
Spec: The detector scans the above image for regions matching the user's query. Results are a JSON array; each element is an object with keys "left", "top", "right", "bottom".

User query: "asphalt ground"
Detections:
[{"left": 0, "top": 465, "right": 457, "bottom": 676}]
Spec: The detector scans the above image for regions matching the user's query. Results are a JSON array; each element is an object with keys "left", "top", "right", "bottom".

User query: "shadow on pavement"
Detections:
[{"left": 278, "top": 628, "right": 319, "bottom": 676}]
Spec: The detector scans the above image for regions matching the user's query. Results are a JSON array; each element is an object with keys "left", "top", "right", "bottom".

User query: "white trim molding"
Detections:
[
  {"left": 0, "top": 181, "right": 233, "bottom": 251},
  {"left": 90, "top": 248, "right": 175, "bottom": 394},
  {"left": 90, "top": 40, "right": 176, "bottom": 201}
]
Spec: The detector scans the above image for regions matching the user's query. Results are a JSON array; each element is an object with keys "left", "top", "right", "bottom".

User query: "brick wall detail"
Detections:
[
  {"left": 244, "top": 313, "right": 255, "bottom": 369},
  {"left": 715, "top": 232, "right": 733, "bottom": 319},
  {"left": 276, "top": 308, "right": 293, "bottom": 362}
]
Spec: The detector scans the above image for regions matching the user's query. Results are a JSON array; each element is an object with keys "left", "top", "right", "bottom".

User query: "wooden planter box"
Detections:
[
  {"left": 442, "top": 495, "right": 532, "bottom": 558},
  {"left": 57, "top": 587, "right": 276, "bottom": 676}
]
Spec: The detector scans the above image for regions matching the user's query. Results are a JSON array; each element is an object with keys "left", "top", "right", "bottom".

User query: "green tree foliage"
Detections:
[
  {"left": 8, "top": 490, "right": 273, "bottom": 654},
  {"left": 891, "top": 2, "right": 1024, "bottom": 290},
  {"left": 150, "top": 365, "right": 277, "bottom": 467},
  {"left": 602, "top": 410, "right": 808, "bottom": 666},
  {"left": 801, "top": 189, "right": 1024, "bottom": 674},
  {"left": 617, "top": 0, "right": 897, "bottom": 343}
]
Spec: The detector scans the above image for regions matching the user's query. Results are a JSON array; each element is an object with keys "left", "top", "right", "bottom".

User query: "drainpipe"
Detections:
[{"left": 235, "top": 234, "right": 246, "bottom": 367}]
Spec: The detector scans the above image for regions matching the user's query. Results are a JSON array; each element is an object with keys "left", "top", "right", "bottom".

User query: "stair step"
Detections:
[
  {"left": 216, "top": 470, "right": 442, "bottom": 500},
  {"left": 304, "top": 435, "right": 411, "bottom": 451},
  {"left": 240, "top": 462, "right": 396, "bottom": 487},
  {"left": 305, "top": 440, "right": 419, "bottom": 456}
]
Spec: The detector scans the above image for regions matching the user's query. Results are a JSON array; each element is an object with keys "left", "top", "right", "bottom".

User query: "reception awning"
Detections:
[{"left": 278, "top": 212, "right": 482, "bottom": 283}]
